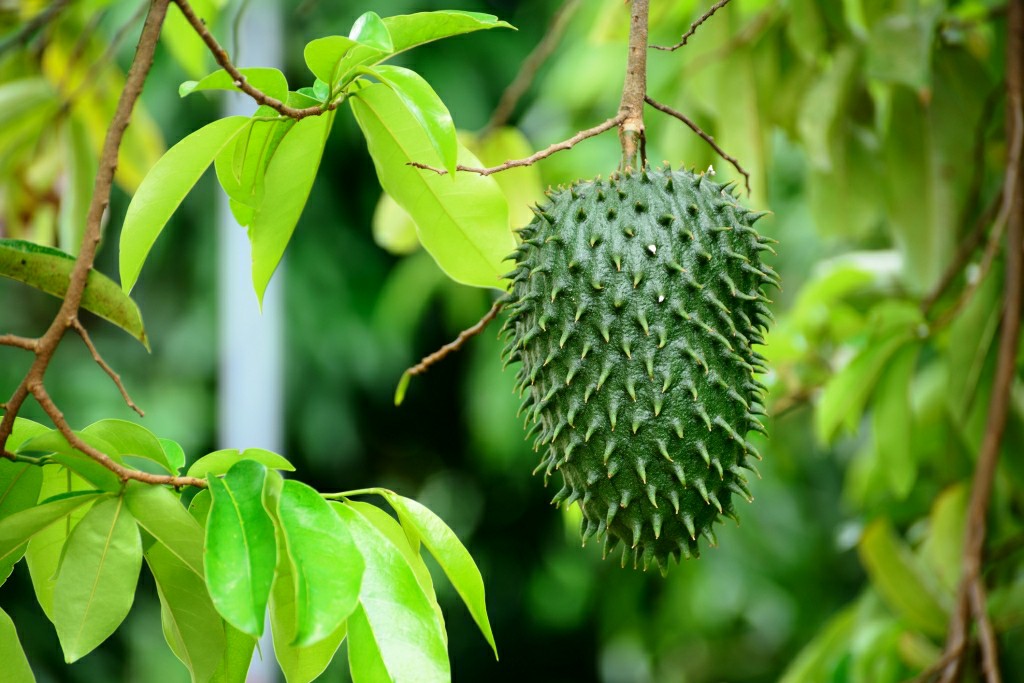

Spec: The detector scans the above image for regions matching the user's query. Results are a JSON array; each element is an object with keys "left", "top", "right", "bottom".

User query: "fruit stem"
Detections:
[{"left": 618, "top": 0, "right": 649, "bottom": 171}]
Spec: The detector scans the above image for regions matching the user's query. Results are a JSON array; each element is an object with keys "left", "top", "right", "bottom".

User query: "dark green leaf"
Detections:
[
  {"left": 125, "top": 481, "right": 204, "bottom": 576},
  {"left": 180, "top": 67, "right": 289, "bottom": 103},
  {"left": 53, "top": 496, "right": 142, "bottom": 662},
  {"left": 205, "top": 460, "right": 277, "bottom": 637},
  {"left": 0, "top": 240, "right": 148, "bottom": 348},
  {"left": 120, "top": 116, "right": 250, "bottom": 294},
  {"left": 186, "top": 448, "right": 295, "bottom": 479},
  {"left": 0, "top": 606, "right": 35, "bottom": 683}
]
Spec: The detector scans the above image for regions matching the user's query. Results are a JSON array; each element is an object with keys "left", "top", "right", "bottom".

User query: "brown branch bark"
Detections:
[
  {"left": 0, "top": 335, "right": 39, "bottom": 351},
  {"left": 652, "top": 0, "right": 734, "bottom": 51},
  {"left": 70, "top": 319, "right": 144, "bottom": 417},
  {"left": 404, "top": 300, "right": 503, "bottom": 379},
  {"left": 938, "top": 2, "right": 1023, "bottom": 680},
  {"left": 618, "top": 0, "right": 649, "bottom": 169}
]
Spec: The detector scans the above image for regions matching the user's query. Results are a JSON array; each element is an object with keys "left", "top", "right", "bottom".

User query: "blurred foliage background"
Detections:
[{"left": 1, "top": 0, "right": 1022, "bottom": 681}]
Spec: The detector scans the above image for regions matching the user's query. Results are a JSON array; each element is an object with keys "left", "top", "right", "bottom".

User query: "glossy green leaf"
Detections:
[
  {"left": 125, "top": 481, "right": 204, "bottom": 576},
  {"left": 351, "top": 82, "right": 513, "bottom": 290},
  {"left": 209, "top": 624, "right": 257, "bottom": 683},
  {"left": 25, "top": 467, "right": 96, "bottom": 621},
  {"left": 53, "top": 496, "right": 142, "bottom": 662},
  {"left": 347, "top": 603, "right": 391, "bottom": 683},
  {"left": 365, "top": 66, "right": 456, "bottom": 175},
  {"left": 180, "top": 67, "right": 289, "bottom": 103},
  {"left": 119, "top": 116, "right": 250, "bottom": 293},
  {"left": 0, "top": 239, "right": 148, "bottom": 348},
  {"left": 334, "top": 502, "right": 449, "bottom": 683},
  {"left": 147, "top": 541, "right": 227, "bottom": 683},
  {"left": 858, "top": 519, "right": 950, "bottom": 637},
  {"left": 275, "top": 480, "right": 362, "bottom": 646},
  {"left": 249, "top": 112, "right": 333, "bottom": 306},
  {"left": 189, "top": 489, "right": 212, "bottom": 527},
  {"left": 215, "top": 115, "right": 296, "bottom": 227},
  {"left": 187, "top": 448, "right": 295, "bottom": 479},
  {"left": 0, "top": 490, "right": 102, "bottom": 568},
  {"left": 205, "top": 460, "right": 277, "bottom": 637},
  {"left": 350, "top": 12, "right": 394, "bottom": 52},
  {"left": 82, "top": 419, "right": 173, "bottom": 474},
  {"left": 384, "top": 493, "right": 495, "bottom": 656},
  {"left": 383, "top": 11, "right": 514, "bottom": 55},
  {"left": 0, "top": 457, "right": 44, "bottom": 520},
  {"left": 304, "top": 36, "right": 358, "bottom": 85},
  {"left": 160, "top": 439, "right": 187, "bottom": 474},
  {"left": 18, "top": 430, "right": 123, "bottom": 492},
  {"left": 871, "top": 343, "right": 920, "bottom": 499},
  {"left": 0, "top": 606, "right": 35, "bottom": 683}
]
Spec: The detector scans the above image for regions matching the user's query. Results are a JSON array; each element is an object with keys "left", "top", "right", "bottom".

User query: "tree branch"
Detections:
[
  {"left": 410, "top": 115, "right": 625, "bottom": 176},
  {"left": 644, "top": 95, "right": 751, "bottom": 194},
  {"left": 0, "top": 335, "right": 39, "bottom": 351},
  {"left": 652, "top": 0, "right": 735, "bottom": 52},
  {"left": 403, "top": 300, "right": 504, "bottom": 380},
  {"left": 618, "top": 0, "right": 649, "bottom": 169},
  {"left": 172, "top": 0, "right": 331, "bottom": 120},
  {"left": 70, "top": 318, "right": 144, "bottom": 417}
]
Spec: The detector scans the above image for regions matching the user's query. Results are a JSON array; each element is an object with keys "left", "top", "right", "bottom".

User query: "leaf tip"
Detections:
[{"left": 394, "top": 371, "right": 412, "bottom": 406}]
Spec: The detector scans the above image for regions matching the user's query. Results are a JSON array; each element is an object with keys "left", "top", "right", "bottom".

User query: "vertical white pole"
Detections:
[{"left": 217, "top": 1, "right": 283, "bottom": 681}]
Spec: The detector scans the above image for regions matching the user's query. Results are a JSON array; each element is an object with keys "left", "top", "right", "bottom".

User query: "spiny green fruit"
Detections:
[{"left": 500, "top": 166, "right": 777, "bottom": 573}]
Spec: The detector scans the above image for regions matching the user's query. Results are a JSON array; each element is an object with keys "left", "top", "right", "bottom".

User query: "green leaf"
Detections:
[
  {"left": 205, "top": 460, "right": 277, "bottom": 637},
  {"left": 858, "top": 519, "right": 950, "bottom": 637},
  {"left": 53, "top": 496, "right": 142, "bottom": 662},
  {"left": 119, "top": 116, "right": 250, "bottom": 293},
  {"left": 347, "top": 603, "right": 391, "bottom": 683},
  {"left": 249, "top": 112, "right": 333, "bottom": 305},
  {"left": 0, "top": 490, "right": 103, "bottom": 567},
  {"left": 187, "top": 448, "right": 295, "bottom": 479},
  {"left": 334, "top": 502, "right": 449, "bottom": 683},
  {"left": 214, "top": 115, "right": 296, "bottom": 228},
  {"left": 147, "top": 541, "right": 227, "bottom": 683},
  {"left": 82, "top": 419, "right": 174, "bottom": 474},
  {"left": 160, "top": 439, "right": 187, "bottom": 474},
  {"left": 372, "top": 192, "right": 420, "bottom": 256},
  {"left": 865, "top": 9, "right": 939, "bottom": 92},
  {"left": 393, "top": 371, "right": 412, "bottom": 407},
  {"left": 384, "top": 493, "right": 496, "bottom": 656},
  {"left": 351, "top": 83, "right": 513, "bottom": 290},
  {"left": 350, "top": 12, "right": 394, "bottom": 52},
  {"left": 0, "top": 606, "right": 35, "bottom": 683},
  {"left": 304, "top": 36, "right": 358, "bottom": 85},
  {"left": 469, "top": 127, "right": 545, "bottom": 231},
  {"left": 779, "top": 604, "right": 857, "bottom": 683},
  {"left": 210, "top": 624, "right": 257, "bottom": 683},
  {"left": 125, "top": 481, "right": 205, "bottom": 576},
  {"left": 163, "top": 0, "right": 215, "bottom": 79},
  {"left": 367, "top": 66, "right": 457, "bottom": 176},
  {"left": 0, "top": 458, "right": 44, "bottom": 520},
  {"left": 871, "top": 343, "right": 921, "bottom": 499},
  {"left": 58, "top": 116, "right": 97, "bottom": 254},
  {"left": 25, "top": 467, "right": 96, "bottom": 621},
  {"left": 18, "top": 430, "right": 124, "bottom": 492},
  {"left": 920, "top": 484, "right": 968, "bottom": 592},
  {"left": 383, "top": 11, "right": 514, "bottom": 55},
  {"left": 0, "top": 240, "right": 148, "bottom": 348},
  {"left": 275, "top": 480, "right": 362, "bottom": 646},
  {"left": 180, "top": 67, "right": 289, "bottom": 103}
]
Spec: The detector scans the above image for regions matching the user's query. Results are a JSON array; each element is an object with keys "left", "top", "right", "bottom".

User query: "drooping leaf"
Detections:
[
  {"left": 147, "top": 541, "right": 227, "bottom": 683},
  {"left": 364, "top": 65, "right": 456, "bottom": 175},
  {"left": 384, "top": 493, "right": 496, "bottom": 656},
  {"left": 125, "top": 481, "right": 205, "bottom": 576},
  {"left": 186, "top": 448, "right": 295, "bottom": 479},
  {"left": 304, "top": 36, "right": 358, "bottom": 86},
  {"left": 163, "top": 0, "right": 216, "bottom": 79},
  {"left": 0, "top": 418, "right": 50, "bottom": 519},
  {"left": 209, "top": 624, "right": 257, "bottom": 683},
  {"left": 779, "top": 604, "right": 858, "bottom": 683},
  {"left": 58, "top": 116, "right": 97, "bottom": 254},
  {"left": 0, "top": 240, "right": 148, "bottom": 348},
  {"left": 372, "top": 192, "right": 420, "bottom": 256},
  {"left": 274, "top": 480, "right": 362, "bottom": 646},
  {"left": 180, "top": 67, "right": 289, "bottom": 103},
  {"left": 347, "top": 603, "right": 392, "bottom": 683},
  {"left": 205, "top": 460, "right": 277, "bottom": 637},
  {"left": 865, "top": 8, "right": 940, "bottom": 92},
  {"left": 119, "top": 116, "right": 250, "bottom": 294},
  {"left": 351, "top": 82, "right": 513, "bottom": 290},
  {"left": 53, "top": 496, "right": 143, "bottom": 662},
  {"left": 0, "top": 606, "right": 35, "bottom": 683},
  {"left": 920, "top": 484, "right": 968, "bottom": 592},
  {"left": 249, "top": 112, "right": 333, "bottom": 305},
  {"left": 214, "top": 114, "right": 296, "bottom": 227},
  {"left": 333, "top": 502, "right": 449, "bottom": 683},
  {"left": 82, "top": 419, "right": 174, "bottom": 474},
  {"left": 871, "top": 343, "right": 921, "bottom": 499},
  {"left": 0, "top": 490, "right": 103, "bottom": 568}
]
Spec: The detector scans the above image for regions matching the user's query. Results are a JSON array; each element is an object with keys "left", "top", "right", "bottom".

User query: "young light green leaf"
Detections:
[
  {"left": 384, "top": 493, "right": 496, "bottom": 656},
  {"left": 120, "top": 116, "right": 250, "bottom": 293},
  {"left": 468, "top": 127, "right": 545, "bottom": 231},
  {"left": 53, "top": 496, "right": 142, "bottom": 662},
  {"left": 209, "top": 624, "right": 257, "bottom": 683},
  {"left": 0, "top": 490, "right": 102, "bottom": 567},
  {"left": 125, "top": 481, "right": 204, "bottom": 576},
  {"left": 347, "top": 603, "right": 391, "bottom": 683},
  {"left": 372, "top": 192, "right": 420, "bottom": 256},
  {"left": 0, "top": 240, "right": 148, "bottom": 348},
  {"left": 858, "top": 518, "right": 950, "bottom": 637},
  {"left": 162, "top": 0, "right": 215, "bottom": 79},
  {"left": 0, "top": 606, "right": 35, "bottom": 683},
  {"left": 351, "top": 83, "right": 513, "bottom": 290},
  {"left": 249, "top": 112, "right": 333, "bottom": 305},
  {"left": 180, "top": 67, "right": 289, "bottom": 102},
  {"left": 214, "top": 114, "right": 296, "bottom": 228},
  {"left": 350, "top": 11, "right": 394, "bottom": 52},
  {"left": 0, "top": 460, "right": 43, "bottom": 520},
  {"left": 304, "top": 36, "right": 358, "bottom": 85},
  {"left": 205, "top": 460, "right": 277, "bottom": 637},
  {"left": 82, "top": 419, "right": 173, "bottom": 474},
  {"left": 160, "top": 439, "right": 187, "bottom": 474},
  {"left": 872, "top": 343, "right": 920, "bottom": 499},
  {"left": 333, "top": 502, "right": 449, "bottom": 683},
  {"left": 383, "top": 11, "right": 514, "bottom": 55},
  {"left": 147, "top": 541, "right": 227, "bottom": 683},
  {"left": 186, "top": 448, "right": 295, "bottom": 479},
  {"left": 188, "top": 489, "right": 212, "bottom": 527},
  {"left": 275, "top": 480, "right": 363, "bottom": 646},
  {"left": 364, "top": 65, "right": 456, "bottom": 176},
  {"left": 18, "top": 430, "right": 124, "bottom": 492}
]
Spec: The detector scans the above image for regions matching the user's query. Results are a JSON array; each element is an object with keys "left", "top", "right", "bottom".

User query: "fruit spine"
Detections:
[{"left": 501, "top": 166, "right": 777, "bottom": 572}]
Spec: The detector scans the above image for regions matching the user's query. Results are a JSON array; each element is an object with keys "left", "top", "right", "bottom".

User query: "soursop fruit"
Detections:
[{"left": 500, "top": 166, "right": 777, "bottom": 572}]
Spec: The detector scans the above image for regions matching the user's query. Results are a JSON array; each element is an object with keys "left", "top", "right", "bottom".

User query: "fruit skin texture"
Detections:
[{"left": 501, "top": 167, "right": 777, "bottom": 573}]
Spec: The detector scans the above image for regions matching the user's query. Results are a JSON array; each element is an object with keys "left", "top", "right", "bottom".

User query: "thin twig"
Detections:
[
  {"left": 644, "top": 95, "right": 751, "bottom": 194},
  {"left": 0, "top": 335, "right": 38, "bottom": 351},
  {"left": 410, "top": 114, "right": 625, "bottom": 176},
  {"left": 173, "top": 0, "right": 331, "bottom": 120},
  {"left": 484, "top": 0, "right": 582, "bottom": 134},
  {"left": 70, "top": 318, "right": 144, "bottom": 417},
  {"left": 652, "top": 0, "right": 734, "bottom": 51},
  {"left": 404, "top": 300, "right": 503, "bottom": 378},
  {"left": 0, "top": 0, "right": 71, "bottom": 56}
]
